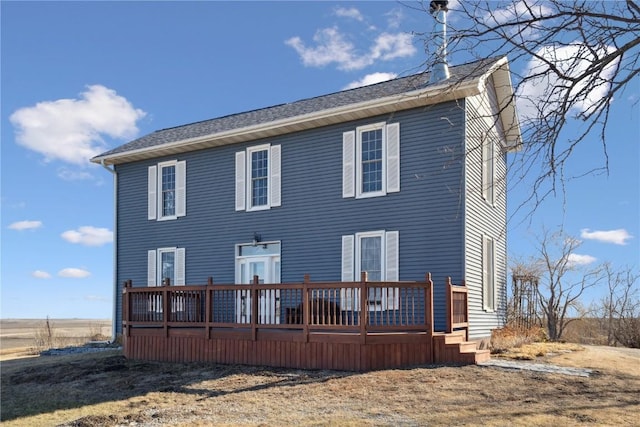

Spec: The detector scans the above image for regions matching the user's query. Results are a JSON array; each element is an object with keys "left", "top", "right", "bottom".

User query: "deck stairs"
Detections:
[{"left": 433, "top": 330, "right": 491, "bottom": 365}]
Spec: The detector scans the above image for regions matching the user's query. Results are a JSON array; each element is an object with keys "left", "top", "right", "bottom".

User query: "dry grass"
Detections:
[{"left": 1, "top": 345, "right": 639, "bottom": 427}]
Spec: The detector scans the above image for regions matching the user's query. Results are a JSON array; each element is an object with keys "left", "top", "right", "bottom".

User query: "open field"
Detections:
[
  {"left": 1, "top": 344, "right": 638, "bottom": 426},
  {"left": 0, "top": 319, "right": 112, "bottom": 360}
]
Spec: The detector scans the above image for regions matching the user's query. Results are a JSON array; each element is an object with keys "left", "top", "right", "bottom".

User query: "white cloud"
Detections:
[
  {"left": 484, "top": 0, "right": 552, "bottom": 26},
  {"left": 58, "top": 268, "right": 91, "bottom": 278},
  {"left": 57, "top": 167, "right": 96, "bottom": 181},
  {"left": 10, "top": 85, "right": 146, "bottom": 166},
  {"left": 567, "top": 253, "right": 597, "bottom": 266},
  {"left": 344, "top": 72, "right": 398, "bottom": 90},
  {"left": 8, "top": 220, "right": 43, "bottom": 231},
  {"left": 334, "top": 7, "right": 363, "bottom": 22},
  {"left": 517, "top": 43, "right": 617, "bottom": 121},
  {"left": 32, "top": 270, "right": 52, "bottom": 279},
  {"left": 285, "top": 28, "right": 415, "bottom": 71},
  {"left": 580, "top": 228, "right": 633, "bottom": 246},
  {"left": 61, "top": 226, "right": 113, "bottom": 246}
]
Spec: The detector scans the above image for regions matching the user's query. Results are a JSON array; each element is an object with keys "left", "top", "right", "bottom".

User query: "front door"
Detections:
[{"left": 235, "top": 242, "right": 281, "bottom": 324}]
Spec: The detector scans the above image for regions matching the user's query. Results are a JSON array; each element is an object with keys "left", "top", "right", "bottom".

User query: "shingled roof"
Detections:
[{"left": 92, "top": 56, "right": 519, "bottom": 166}]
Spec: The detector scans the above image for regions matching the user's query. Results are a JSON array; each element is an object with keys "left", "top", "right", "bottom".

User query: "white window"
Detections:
[
  {"left": 482, "top": 139, "right": 495, "bottom": 205},
  {"left": 148, "top": 160, "right": 186, "bottom": 221},
  {"left": 343, "top": 122, "right": 400, "bottom": 199},
  {"left": 235, "top": 144, "right": 281, "bottom": 211},
  {"left": 341, "top": 230, "right": 399, "bottom": 311},
  {"left": 147, "top": 247, "right": 185, "bottom": 287},
  {"left": 482, "top": 235, "right": 496, "bottom": 311}
]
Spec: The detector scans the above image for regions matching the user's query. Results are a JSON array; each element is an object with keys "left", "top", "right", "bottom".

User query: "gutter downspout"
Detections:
[{"left": 100, "top": 160, "right": 118, "bottom": 343}]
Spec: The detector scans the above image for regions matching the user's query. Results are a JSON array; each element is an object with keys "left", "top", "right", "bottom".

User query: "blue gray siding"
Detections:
[
  {"left": 463, "top": 78, "right": 509, "bottom": 340},
  {"left": 114, "top": 101, "right": 469, "bottom": 334}
]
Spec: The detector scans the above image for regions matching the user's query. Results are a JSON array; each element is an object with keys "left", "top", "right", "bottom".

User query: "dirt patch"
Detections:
[{"left": 1, "top": 345, "right": 639, "bottom": 426}]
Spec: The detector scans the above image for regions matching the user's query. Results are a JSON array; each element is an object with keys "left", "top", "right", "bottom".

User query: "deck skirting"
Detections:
[{"left": 124, "top": 330, "right": 433, "bottom": 371}]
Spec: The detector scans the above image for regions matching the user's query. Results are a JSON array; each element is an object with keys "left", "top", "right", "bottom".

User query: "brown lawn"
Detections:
[{"left": 1, "top": 343, "right": 639, "bottom": 426}]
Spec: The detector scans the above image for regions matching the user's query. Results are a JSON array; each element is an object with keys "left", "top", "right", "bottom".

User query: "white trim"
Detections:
[
  {"left": 147, "top": 166, "right": 157, "bottom": 220},
  {"left": 342, "top": 131, "right": 355, "bottom": 198},
  {"left": 155, "top": 160, "right": 186, "bottom": 221},
  {"left": 386, "top": 123, "right": 400, "bottom": 193},
  {"left": 235, "top": 151, "right": 246, "bottom": 211},
  {"left": 482, "top": 138, "right": 495, "bottom": 205},
  {"left": 238, "top": 144, "right": 281, "bottom": 212},
  {"left": 482, "top": 235, "right": 496, "bottom": 312},
  {"left": 355, "top": 123, "right": 387, "bottom": 199},
  {"left": 246, "top": 144, "right": 271, "bottom": 211}
]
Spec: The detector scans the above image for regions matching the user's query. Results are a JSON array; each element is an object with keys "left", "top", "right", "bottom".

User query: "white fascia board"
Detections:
[
  {"left": 92, "top": 79, "right": 483, "bottom": 166},
  {"left": 481, "top": 57, "right": 523, "bottom": 152}
]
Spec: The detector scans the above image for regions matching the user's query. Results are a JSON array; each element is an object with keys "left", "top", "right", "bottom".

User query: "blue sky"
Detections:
[{"left": 1, "top": 1, "right": 638, "bottom": 319}]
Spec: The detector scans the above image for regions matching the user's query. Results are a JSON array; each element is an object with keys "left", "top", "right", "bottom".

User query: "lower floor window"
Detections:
[
  {"left": 341, "top": 230, "right": 399, "bottom": 310},
  {"left": 147, "top": 247, "right": 185, "bottom": 287}
]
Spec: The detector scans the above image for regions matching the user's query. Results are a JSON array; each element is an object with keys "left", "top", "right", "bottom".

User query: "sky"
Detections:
[{"left": 1, "top": 1, "right": 638, "bottom": 320}]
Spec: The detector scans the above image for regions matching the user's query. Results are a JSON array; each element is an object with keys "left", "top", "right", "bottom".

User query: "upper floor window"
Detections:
[
  {"left": 148, "top": 160, "right": 186, "bottom": 221},
  {"left": 482, "top": 139, "right": 495, "bottom": 205},
  {"left": 235, "top": 144, "right": 281, "bottom": 212},
  {"left": 343, "top": 122, "right": 400, "bottom": 199}
]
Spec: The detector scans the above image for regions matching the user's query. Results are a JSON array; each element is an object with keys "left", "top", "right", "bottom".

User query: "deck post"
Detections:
[
  {"left": 163, "top": 279, "right": 170, "bottom": 337},
  {"left": 461, "top": 279, "right": 469, "bottom": 340},
  {"left": 251, "top": 275, "right": 259, "bottom": 341},
  {"left": 205, "top": 277, "right": 213, "bottom": 339},
  {"left": 303, "top": 274, "right": 310, "bottom": 343},
  {"left": 446, "top": 276, "right": 453, "bottom": 334},
  {"left": 360, "top": 271, "right": 367, "bottom": 344},
  {"left": 425, "top": 273, "right": 433, "bottom": 336},
  {"left": 123, "top": 280, "right": 131, "bottom": 338}
]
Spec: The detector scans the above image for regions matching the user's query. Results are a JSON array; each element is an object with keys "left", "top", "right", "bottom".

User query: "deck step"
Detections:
[
  {"left": 458, "top": 341, "right": 478, "bottom": 353},
  {"left": 433, "top": 332, "right": 491, "bottom": 365}
]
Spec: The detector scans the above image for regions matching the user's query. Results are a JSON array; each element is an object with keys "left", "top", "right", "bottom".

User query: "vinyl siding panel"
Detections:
[
  {"left": 464, "top": 77, "right": 508, "bottom": 340},
  {"left": 114, "top": 101, "right": 467, "bottom": 334}
]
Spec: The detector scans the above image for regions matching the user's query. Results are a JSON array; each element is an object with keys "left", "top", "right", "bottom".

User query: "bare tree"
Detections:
[
  {"left": 413, "top": 0, "right": 640, "bottom": 213},
  {"left": 518, "top": 229, "right": 605, "bottom": 340},
  {"left": 597, "top": 263, "right": 640, "bottom": 347}
]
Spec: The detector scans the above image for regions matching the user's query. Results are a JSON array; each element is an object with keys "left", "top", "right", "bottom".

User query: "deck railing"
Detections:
[
  {"left": 122, "top": 273, "right": 467, "bottom": 342},
  {"left": 446, "top": 277, "right": 469, "bottom": 339}
]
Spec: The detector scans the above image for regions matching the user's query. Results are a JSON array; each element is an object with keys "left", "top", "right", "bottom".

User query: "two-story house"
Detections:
[{"left": 92, "top": 54, "right": 521, "bottom": 370}]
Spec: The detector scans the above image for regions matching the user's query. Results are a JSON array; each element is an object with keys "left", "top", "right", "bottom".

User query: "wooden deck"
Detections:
[{"left": 121, "top": 274, "right": 489, "bottom": 370}]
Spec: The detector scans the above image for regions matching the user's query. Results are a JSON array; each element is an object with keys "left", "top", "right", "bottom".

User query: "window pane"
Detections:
[
  {"left": 361, "top": 129, "right": 383, "bottom": 193},
  {"left": 251, "top": 150, "right": 269, "bottom": 206},
  {"left": 161, "top": 165, "right": 176, "bottom": 216},
  {"left": 361, "top": 236, "right": 382, "bottom": 281},
  {"left": 161, "top": 251, "right": 175, "bottom": 284}
]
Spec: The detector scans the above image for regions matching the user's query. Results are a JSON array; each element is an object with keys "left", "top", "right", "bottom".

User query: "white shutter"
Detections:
[
  {"left": 386, "top": 123, "right": 400, "bottom": 193},
  {"left": 148, "top": 166, "right": 157, "bottom": 220},
  {"left": 483, "top": 235, "right": 495, "bottom": 311},
  {"left": 147, "top": 250, "right": 157, "bottom": 286},
  {"left": 175, "top": 160, "right": 186, "bottom": 217},
  {"left": 341, "top": 235, "right": 360, "bottom": 311},
  {"left": 270, "top": 145, "right": 281, "bottom": 207},
  {"left": 385, "top": 231, "right": 400, "bottom": 309},
  {"left": 235, "top": 151, "right": 246, "bottom": 211},
  {"left": 175, "top": 248, "right": 186, "bottom": 286},
  {"left": 342, "top": 131, "right": 355, "bottom": 198}
]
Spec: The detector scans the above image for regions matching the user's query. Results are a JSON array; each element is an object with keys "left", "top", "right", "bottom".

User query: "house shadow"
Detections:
[{"left": 0, "top": 349, "right": 357, "bottom": 422}]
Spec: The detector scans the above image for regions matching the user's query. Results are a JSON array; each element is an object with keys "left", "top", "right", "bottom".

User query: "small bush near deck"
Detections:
[{"left": 490, "top": 325, "right": 547, "bottom": 354}]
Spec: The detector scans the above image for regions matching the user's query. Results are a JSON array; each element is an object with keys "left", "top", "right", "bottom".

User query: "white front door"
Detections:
[{"left": 235, "top": 242, "right": 281, "bottom": 324}]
